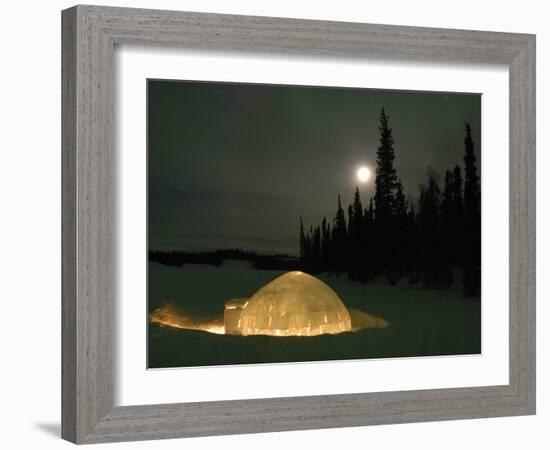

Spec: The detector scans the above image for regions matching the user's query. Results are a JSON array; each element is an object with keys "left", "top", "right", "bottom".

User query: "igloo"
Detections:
[{"left": 224, "top": 271, "right": 352, "bottom": 336}]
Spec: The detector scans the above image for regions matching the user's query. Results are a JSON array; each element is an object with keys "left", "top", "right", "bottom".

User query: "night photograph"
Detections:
[{"left": 147, "top": 79, "right": 482, "bottom": 368}]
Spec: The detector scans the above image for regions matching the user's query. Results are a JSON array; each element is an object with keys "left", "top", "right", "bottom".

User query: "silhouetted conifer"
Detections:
[
  {"left": 348, "top": 187, "right": 365, "bottom": 281},
  {"left": 363, "top": 198, "right": 377, "bottom": 280},
  {"left": 320, "top": 217, "right": 330, "bottom": 270},
  {"left": 389, "top": 179, "right": 410, "bottom": 283},
  {"left": 374, "top": 108, "right": 398, "bottom": 224},
  {"left": 332, "top": 194, "right": 348, "bottom": 273},
  {"left": 374, "top": 108, "right": 398, "bottom": 276},
  {"left": 295, "top": 118, "right": 480, "bottom": 299},
  {"left": 312, "top": 226, "right": 321, "bottom": 272},
  {"left": 441, "top": 166, "right": 464, "bottom": 269},
  {"left": 462, "top": 123, "right": 481, "bottom": 296},
  {"left": 418, "top": 175, "right": 445, "bottom": 287},
  {"left": 299, "top": 217, "right": 307, "bottom": 263}
]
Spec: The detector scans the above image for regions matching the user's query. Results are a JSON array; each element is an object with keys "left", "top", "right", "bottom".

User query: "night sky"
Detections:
[{"left": 148, "top": 79, "right": 480, "bottom": 255}]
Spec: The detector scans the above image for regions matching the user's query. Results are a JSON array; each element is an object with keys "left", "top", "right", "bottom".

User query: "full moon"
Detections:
[{"left": 357, "top": 166, "right": 371, "bottom": 183}]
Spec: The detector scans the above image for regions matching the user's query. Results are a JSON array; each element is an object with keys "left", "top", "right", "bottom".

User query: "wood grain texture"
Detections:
[
  {"left": 61, "top": 7, "right": 77, "bottom": 443},
  {"left": 61, "top": 4, "right": 536, "bottom": 444}
]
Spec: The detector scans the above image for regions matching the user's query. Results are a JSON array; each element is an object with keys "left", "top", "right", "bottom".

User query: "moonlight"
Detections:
[{"left": 357, "top": 166, "right": 371, "bottom": 183}]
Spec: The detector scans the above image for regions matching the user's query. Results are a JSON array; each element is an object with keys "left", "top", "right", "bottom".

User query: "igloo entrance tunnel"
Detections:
[{"left": 224, "top": 271, "right": 352, "bottom": 336}]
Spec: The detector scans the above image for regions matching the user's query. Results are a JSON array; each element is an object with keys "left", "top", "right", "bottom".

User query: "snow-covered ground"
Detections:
[{"left": 148, "top": 260, "right": 481, "bottom": 368}]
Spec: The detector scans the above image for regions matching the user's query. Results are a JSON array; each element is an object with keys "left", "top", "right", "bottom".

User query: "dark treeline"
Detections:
[
  {"left": 149, "top": 249, "right": 299, "bottom": 271},
  {"left": 299, "top": 109, "right": 481, "bottom": 297}
]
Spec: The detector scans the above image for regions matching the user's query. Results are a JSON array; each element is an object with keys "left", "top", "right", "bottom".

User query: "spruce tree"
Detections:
[
  {"left": 463, "top": 123, "right": 480, "bottom": 219},
  {"left": 390, "top": 179, "right": 409, "bottom": 283},
  {"left": 374, "top": 108, "right": 398, "bottom": 224},
  {"left": 348, "top": 187, "right": 365, "bottom": 281},
  {"left": 374, "top": 108, "right": 398, "bottom": 276},
  {"left": 365, "top": 198, "right": 377, "bottom": 277},
  {"left": 462, "top": 123, "right": 481, "bottom": 297},
  {"left": 407, "top": 202, "right": 419, "bottom": 283},
  {"left": 312, "top": 226, "right": 321, "bottom": 272},
  {"left": 334, "top": 195, "right": 347, "bottom": 234},
  {"left": 320, "top": 217, "right": 329, "bottom": 271},
  {"left": 418, "top": 175, "right": 443, "bottom": 287},
  {"left": 393, "top": 179, "right": 408, "bottom": 218},
  {"left": 352, "top": 187, "right": 364, "bottom": 222},
  {"left": 332, "top": 194, "right": 348, "bottom": 273},
  {"left": 299, "top": 216, "right": 307, "bottom": 267},
  {"left": 442, "top": 170, "right": 453, "bottom": 214},
  {"left": 451, "top": 165, "right": 464, "bottom": 215},
  {"left": 440, "top": 170, "right": 456, "bottom": 286},
  {"left": 367, "top": 198, "right": 375, "bottom": 225},
  {"left": 442, "top": 166, "right": 464, "bottom": 266}
]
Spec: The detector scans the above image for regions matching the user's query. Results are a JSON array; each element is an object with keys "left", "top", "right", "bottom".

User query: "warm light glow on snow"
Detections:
[
  {"left": 149, "top": 304, "right": 225, "bottom": 334},
  {"left": 149, "top": 272, "right": 389, "bottom": 337},
  {"left": 357, "top": 166, "right": 371, "bottom": 183}
]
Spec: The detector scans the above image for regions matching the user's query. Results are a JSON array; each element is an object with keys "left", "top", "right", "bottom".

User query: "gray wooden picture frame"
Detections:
[{"left": 61, "top": 4, "right": 536, "bottom": 444}]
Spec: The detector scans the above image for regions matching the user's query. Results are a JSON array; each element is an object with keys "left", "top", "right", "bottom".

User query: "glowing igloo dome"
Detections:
[{"left": 224, "top": 271, "right": 352, "bottom": 336}]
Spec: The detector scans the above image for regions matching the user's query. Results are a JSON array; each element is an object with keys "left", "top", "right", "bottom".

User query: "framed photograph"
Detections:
[
  {"left": 146, "top": 80, "right": 482, "bottom": 368},
  {"left": 62, "top": 5, "right": 536, "bottom": 444}
]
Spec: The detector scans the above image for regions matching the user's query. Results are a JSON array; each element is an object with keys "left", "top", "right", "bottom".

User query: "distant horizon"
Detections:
[
  {"left": 148, "top": 239, "right": 300, "bottom": 257},
  {"left": 148, "top": 186, "right": 436, "bottom": 256}
]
